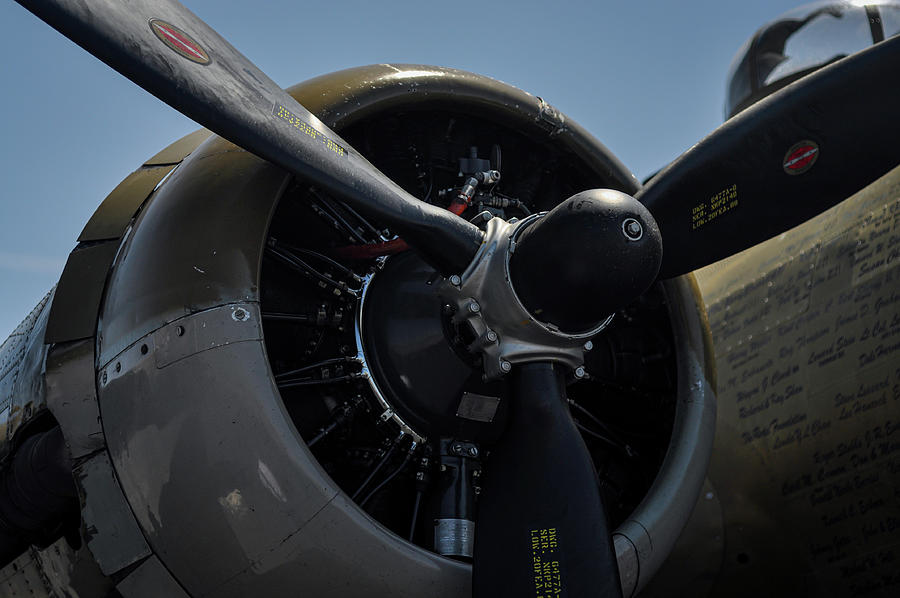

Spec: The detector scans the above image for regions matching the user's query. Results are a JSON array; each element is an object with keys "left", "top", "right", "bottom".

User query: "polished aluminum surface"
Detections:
[{"left": 435, "top": 518, "right": 475, "bottom": 558}]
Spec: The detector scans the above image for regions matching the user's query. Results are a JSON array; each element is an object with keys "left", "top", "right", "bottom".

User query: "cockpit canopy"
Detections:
[{"left": 725, "top": 0, "right": 900, "bottom": 118}]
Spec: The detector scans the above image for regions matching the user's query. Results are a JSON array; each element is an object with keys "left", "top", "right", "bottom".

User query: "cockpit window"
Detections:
[
  {"left": 882, "top": 5, "right": 900, "bottom": 36},
  {"left": 761, "top": 5, "right": 870, "bottom": 85},
  {"left": 725, "top": 1, "right": 900, "bottom": 118}
]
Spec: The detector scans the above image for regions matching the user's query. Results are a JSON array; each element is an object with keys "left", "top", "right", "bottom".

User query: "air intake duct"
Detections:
[{"left": 0, "top": 426, "right": 78, "bottom": 568}]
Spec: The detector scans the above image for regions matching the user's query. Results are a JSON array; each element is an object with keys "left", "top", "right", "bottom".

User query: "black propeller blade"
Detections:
[
  {"left": 640, "top": 33, "right": 900, "bottom": 279},
  {"left": 16, "top": 0, "right": 482, "bottom": 274},
  {"left": 473, "top": 363, "right": 622, "bottom": 598}
]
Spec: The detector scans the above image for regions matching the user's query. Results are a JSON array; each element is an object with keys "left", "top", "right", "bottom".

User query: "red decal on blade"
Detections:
[
  {"left": 782, "top": 140, "right": 819, "bottom": 175},
  {"left": 149, "top": 19, "right": 210, "bottom": 65}
]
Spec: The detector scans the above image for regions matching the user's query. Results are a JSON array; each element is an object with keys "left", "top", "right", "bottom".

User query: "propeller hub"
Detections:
[
  {"left": 439, "top": 210, "right": 612, "bottom": 380},
  {"left": 509, "top": 189, "right": 663, "bottom": 333}
]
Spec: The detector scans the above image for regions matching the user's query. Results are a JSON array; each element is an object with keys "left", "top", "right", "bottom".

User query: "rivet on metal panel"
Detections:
[{"left": 149, "top": 304, "right": 262, "bottom": 369}]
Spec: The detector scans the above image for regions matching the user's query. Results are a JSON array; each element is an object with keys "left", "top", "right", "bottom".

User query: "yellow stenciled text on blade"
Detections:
[
  {"left": 530, "top": 527, "right": 563, "bottom": 597},
  {"left": 273, "top": 104, "right": 347, "bottom": 157},
  {"left": 692, "top": 183, "right": 739, "bottom": 230}
]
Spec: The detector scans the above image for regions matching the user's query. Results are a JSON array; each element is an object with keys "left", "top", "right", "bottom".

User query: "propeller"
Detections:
[
  {"left": 16, "top": 1, "right": 900, "bottom": 597},
  {"left": 475, "top": 33, "right": 899, "bottom": 598},
  {"left": 639, "top": 33, "right": 900, "bottom": 279},
  {"left": 473, "top": 363, "right": 622, "bottom": 598},
  {"left": 15, "top": 0, "right": 482, "bottom": 275}
]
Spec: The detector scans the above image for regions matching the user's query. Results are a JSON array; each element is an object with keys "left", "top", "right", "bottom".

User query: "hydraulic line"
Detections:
[
  {"left": 351, "top": 434, "right": 406, "bottom": 501},
  {"left": 359, "top": 444, "right": 417, "bottom": 508}
]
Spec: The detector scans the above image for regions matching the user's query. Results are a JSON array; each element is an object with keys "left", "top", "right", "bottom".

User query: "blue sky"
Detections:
[{"left": 0, "top": 0, "right": 802, "bottom": 340}]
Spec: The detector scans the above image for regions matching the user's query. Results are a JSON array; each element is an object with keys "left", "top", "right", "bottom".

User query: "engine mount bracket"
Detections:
[{"left": 441, "top": 215, "right": 613, "bottom": 381}]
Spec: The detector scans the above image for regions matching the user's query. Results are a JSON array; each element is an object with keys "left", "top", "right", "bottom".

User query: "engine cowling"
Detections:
[{"left": 0, "top": 64, "right": 715, "bottom": 597}]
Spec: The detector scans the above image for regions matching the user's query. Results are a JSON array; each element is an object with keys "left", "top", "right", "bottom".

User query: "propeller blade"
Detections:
[
  {"left": 640, "top": 34, "right": 900, "bottom": 279},
  {"left": 473, "top": 363, "right": 621, "bottom": 598},
  {"left": 16, "top": 0, "right": 481, "bottom": 274}
]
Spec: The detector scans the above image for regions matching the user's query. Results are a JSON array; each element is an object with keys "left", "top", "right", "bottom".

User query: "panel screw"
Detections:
[
  {"left": 468, "top": 301, "right": 481, "bottom": 313},
  {"left": 486, "top": 330, "right": 498, "bottom": 342},
  {"left": 583, "top": 340, "right": 593, "bottom": 351},
  {"left": 574, "top": 366, "right": 586, "bottom": 379},
  {"left": 468, "top": 447, "right": 478, "bottom": 457},
  {"left": 449, "top": 274, "right": 462, "bottom": 286},
  {"left": 500, "top": 360, "right": 512, "bottom": 373}
]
